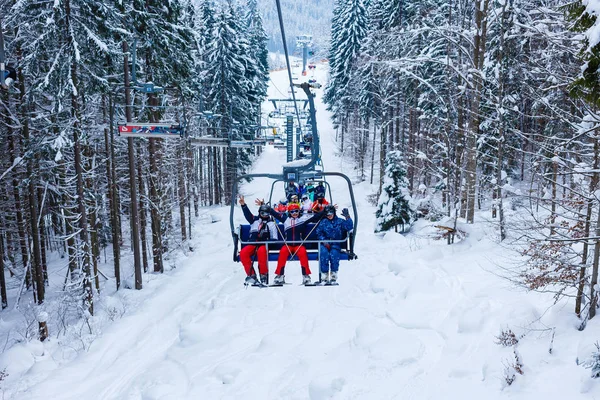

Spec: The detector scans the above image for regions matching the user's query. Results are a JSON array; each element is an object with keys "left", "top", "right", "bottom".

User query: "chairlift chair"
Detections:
[
  {"left": 116, "top": 86, "right": 187, "bottom": 139},
  {"left": 230, "top": 82, "right": 358, "bottom": 276}
]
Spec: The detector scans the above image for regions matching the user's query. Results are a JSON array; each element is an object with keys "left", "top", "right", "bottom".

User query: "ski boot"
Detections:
[
  {"left": 244, "top": 275, "right": 258, "bottom": 286},
  {"left": 329, "top": 271, "right": 338, "bottom": 285},
  {"left": 273, "top": 274, "right": 285, "bottom": 285},
  {"left": 320, "top": 271, "right": 329, "bottom": 283},
  {"left": 302, "top": 274, "right": 312, "bottom": 285},
  {"left": 260, "top": 273, "right": 269, "bottom": 285}
]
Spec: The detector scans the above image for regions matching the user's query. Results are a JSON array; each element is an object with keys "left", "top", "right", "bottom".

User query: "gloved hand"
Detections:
[
  {"left": 341, "top": 208, "right": 350, "bottom": 218},
  {"left": 324, "top": 243, "right": 331, "bottom": 251}
]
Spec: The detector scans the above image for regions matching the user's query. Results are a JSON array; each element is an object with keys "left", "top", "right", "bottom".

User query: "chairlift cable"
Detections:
[
  {"left": 274, "top": 0, "right": 303, "bottom": 136},
  {"left": 269, "top": 77, "right": 288, "bottom": 99}
]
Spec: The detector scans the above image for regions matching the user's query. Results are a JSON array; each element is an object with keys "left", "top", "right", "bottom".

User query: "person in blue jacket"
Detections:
[{"left": 316, "top": 205, "right": 353, "bottom": 283}]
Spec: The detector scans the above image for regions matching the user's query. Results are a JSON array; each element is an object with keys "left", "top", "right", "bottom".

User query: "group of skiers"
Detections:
[
  {"left": 238, "top": 185, "right": 353, "bottom": 286},
  {"left": 279, "top": 180, "right": 330, "bottom": 214}
]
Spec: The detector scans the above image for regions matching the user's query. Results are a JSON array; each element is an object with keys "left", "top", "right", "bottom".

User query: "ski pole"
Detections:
[
  {"left": 273, "top": 219, "right": 294, "bottom": 258},
  {"left": 289, "top": 216, "right": 323, "bottom": 259}
]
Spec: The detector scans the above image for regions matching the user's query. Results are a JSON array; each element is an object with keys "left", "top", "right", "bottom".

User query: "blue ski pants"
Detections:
[{"left": 319, "top": 244, "right": 341, "bottom": 273}]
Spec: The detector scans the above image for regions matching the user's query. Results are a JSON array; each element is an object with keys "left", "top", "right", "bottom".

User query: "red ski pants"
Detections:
[
  {"left": 240, "top": 245, "right": 268, "bottom": 276},
  {"left": 275, "top": 245, "right": 311, "bottom": 275}
]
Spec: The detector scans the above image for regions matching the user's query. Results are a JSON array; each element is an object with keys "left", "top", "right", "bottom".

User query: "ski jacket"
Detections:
[
  {"left": 297, "top": 184, "right": 307, "bottom": 197},
  {"left": 285, "top": 184, "right": 298, "bottom": 201},
  {"left": 315, "top": 185, "right": 326, "bottom": 197},
  {"left": 301, "top": 199, "right": 313, "bottom": 212},
  {"left": 271, "top": 209, "right": 323, "bottom": 243},
  {"left": 311, "top": 198, "right": 329, "bottom": 213},
  {"left": 241, "top": 204, "right": 278, "bottom": 242},
  {"left": 316, "top": 216, "right": 354, "bottom": 245}
]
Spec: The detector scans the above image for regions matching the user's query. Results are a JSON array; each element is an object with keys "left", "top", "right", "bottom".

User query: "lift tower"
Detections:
[{"left": 296, "top": 35, "right": 313, "bottom": 76}]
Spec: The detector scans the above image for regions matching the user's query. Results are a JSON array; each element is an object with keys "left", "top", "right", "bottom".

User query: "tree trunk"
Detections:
[
  {"left": 17, "top": 48, "right": 43, "bottom": 305},
  {"left": 148, "top": 137, "right": 164, "bottom": 273},
  {"left": 370, "top": 122, "right": 376, "bottom": 185},
  {"left": 137, "top": 143, "right": 149, "bottom": 273},
  {"left": 550, "top": 157, "right": 558, "bottom": 235},
  {"left": 105, "top": 96, "right": 121, "bottom": 289},
  {"left": 378, "top": 123, "right": 387, "bottom": 199},
  {"left": 123, "top": 41, "right": 143, "bottom": 289},
  {"left": 8, "top": 115, "right": 30, "bottom": 288},
  {"left": 66, "top": 0, "right": 93, "bottom": 314},
  {"left": 576, "top": 137, "right": 599, "bottom": 317},
  {"left": 0, "top": 233, "right": 7, "bottom": 309},
  {"left": 37, "top": 187, "right": 48, "bottom": 285},
  {"left": 464, "top": 0, "right": 489, "bottom": 224},
  {"left": 178, "top": 144, "right": 187, "bottom": 242},
  {"left": 589, "top": 199, "right": 600, "bottom": 320}
]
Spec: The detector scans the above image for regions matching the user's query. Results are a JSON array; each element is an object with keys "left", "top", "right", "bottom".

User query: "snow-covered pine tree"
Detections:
[
  {"left": 375, "top": 151, "right": 414, "bottom": 233},
  {"left": 324, "top": 0, "right": 368, "bottom": 126},
  {"left": 205, "top": 3, "right": 256, "bottom": 203},
  {"left": 246, "top": 0, "right": 269, "bottom": 107},
  {"left": 245, "top": 0, "right": 269, "bottom": 156}
]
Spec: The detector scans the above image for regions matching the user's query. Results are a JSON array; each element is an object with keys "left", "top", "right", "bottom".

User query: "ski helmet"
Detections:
[
  {"left": 324, "top": 205, "right": 336, "bottom": 215},
  {"left": 287, "top": 203, "right": 301, "bottom": 215},
  {"left": 258, "top": 204, "right": 271, "bottom": 219}
]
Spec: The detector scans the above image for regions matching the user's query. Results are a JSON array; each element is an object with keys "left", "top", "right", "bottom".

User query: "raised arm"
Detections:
[
  {"left": 239, "top": 195, "right": 256, "bottom": 223},
  {"left": 270, "top": 207, "right": 287, "bottom": 223}
]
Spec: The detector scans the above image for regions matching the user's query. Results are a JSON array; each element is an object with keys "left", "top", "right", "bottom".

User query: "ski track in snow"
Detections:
[{"left": 7, "top": 64, "right": 600, "bottom": 400}]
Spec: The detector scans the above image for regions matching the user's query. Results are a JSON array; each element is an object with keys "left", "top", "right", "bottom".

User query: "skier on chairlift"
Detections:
[
  {"left": 1, "top": 66, "right": 16, "bottom": 89},
  {"left": 315, "top": 182, "right": 326, "bottom": 198},
  {"left": 285, "top": 181, "right": 298, "bottom": 201},
  {"left": 275, "top": 198, "right": 288, "bottom": 213},
  {"left": 311, "top": 191, "right": 329, "bottom": 213},
  {"left": 306, "top": 182, "right": 315, "bottom": 201},
  {"left": 316, "top": 205, "right": 353, "bottom": 284},
  {"left": 301, "top": 194, "right": 313, "bottom": 213},
  {"left": 238, "top": 195, "right": 278, "bottom": 285},
  {"left": 297, "top": 179, "right": 307, "bottom": 198},
  {"left": 270, "top": 202, "right": 324, "bottom": 285},
  {"left": 288, "top": 194, "right": 301, "bottom": 209}
]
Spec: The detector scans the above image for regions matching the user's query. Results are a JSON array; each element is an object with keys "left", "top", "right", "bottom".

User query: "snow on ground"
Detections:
[{"left": 2, "top": 64, "right": 600, "bottom": 400}]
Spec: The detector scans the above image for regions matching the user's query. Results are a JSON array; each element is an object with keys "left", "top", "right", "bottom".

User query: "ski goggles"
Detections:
[
  {"left": 288, "top": 209, "right": 300, "bottom": 215},
  {"left": 326, "top": 211, "right": 335, "bottom": 216},
  {"left": 259, "top": 211, "right": 270, "bottom": 217}
]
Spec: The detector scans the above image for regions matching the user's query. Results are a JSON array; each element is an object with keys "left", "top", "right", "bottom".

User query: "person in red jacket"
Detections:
[
  {"left": 270, "top": 203, "right": 323, "bottom": 285},
  {"left": 238, "top": 195, "right": 278, "bottom": 285},
  {"left": 311, "top": 191, "right": 329, "bottom": 213}
]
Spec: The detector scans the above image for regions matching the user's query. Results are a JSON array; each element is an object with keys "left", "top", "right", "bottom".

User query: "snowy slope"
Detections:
[{"left": 3, "top": 64, "right": 600, "bottom": 400}]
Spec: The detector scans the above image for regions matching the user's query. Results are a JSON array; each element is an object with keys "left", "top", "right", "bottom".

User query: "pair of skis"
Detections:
[{"left": 245, "top": 281, "right": 338, "bottom": 288}]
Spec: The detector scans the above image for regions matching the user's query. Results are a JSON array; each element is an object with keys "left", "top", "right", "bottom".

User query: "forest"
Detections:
[
  {"left": 325, "top": 0, "right": 600, "bottom": 328},
  {"left": 0, "top": 0, "right": 269, "bottom": 337},
  {"left": 0, "top": 0, "right": 599, "bottom": 358}
]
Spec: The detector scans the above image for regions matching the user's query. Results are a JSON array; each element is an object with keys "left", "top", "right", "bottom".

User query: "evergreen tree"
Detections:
[
  {"left": 246, "top": 0, "right": 270, "bottom": 104},
  {"left": 205, "top": 4, "right": 252, "bottom": 132},
  {"left": 324, "top": 0, "right": 368, "bottom": 119},
  {"left": 369, "top": 0, "right": 403, "bottom": 31},
  {"left": 196, "top": 0, "right": 218, "bottom": 112},
  {"left": 375, "top": 151, "right": 414, "bottom": 233}
]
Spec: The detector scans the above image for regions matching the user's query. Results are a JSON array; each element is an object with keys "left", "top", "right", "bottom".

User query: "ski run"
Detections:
[{"left": 1, "top": 62, "right": 600, "bottom": 400}]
